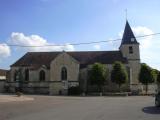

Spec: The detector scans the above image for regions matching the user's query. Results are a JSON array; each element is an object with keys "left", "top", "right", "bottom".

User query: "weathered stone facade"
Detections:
[
  {"left": 5, "top": 21, "right": 145, "bottom": 95},
  {"left": 120, "top": 44, "right": 141, "bottom": 91},
  {"left": 0, "top": 69, "right": 8, "bottom": 92},
  {"left": 49, "top": 52, "right": 79, "bottom": 95}
]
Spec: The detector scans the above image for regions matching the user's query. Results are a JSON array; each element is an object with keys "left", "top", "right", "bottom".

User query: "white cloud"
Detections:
[
  {"left": 131, "top": 27, "right": 160, "bottom": 69},
  {"left": 63, "top": 43, "right": 75, "bottom": 51},
  {"left": 131, "top": 27, "right": 154, "bottom": 59},
  {"left": 132, "top": 26, "right": 154, "bottom": 49},
  {"left": 108, "top": 38, "right": 119, "bottom": 50},
  {"left": 9, "top": 32, "right": 75, "bottom": 52},
  {"left": 0, "top": 43, "right": 11, "bottom": 59},
  {"left": 93, "top": 44, "right": 101, "bottom": 50}
]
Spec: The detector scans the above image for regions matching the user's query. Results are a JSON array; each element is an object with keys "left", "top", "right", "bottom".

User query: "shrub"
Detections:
[
  {"left": 111, "top": 61, "right": 128, "bottom": 91},
  {"left": 88, "top": 63, "right": 109, "bottom": 92},
  {"left": 16, "top": 91, "right": 23, "bottom": 97},
  {"left": 139, "top": 63, "right": 154, "bottom": 94},
  {"left": 68, "top": 86, "right": 82, "bottom": 95},
  {"left": 157, "top": 72, "right": 160, "bottom": 84}
]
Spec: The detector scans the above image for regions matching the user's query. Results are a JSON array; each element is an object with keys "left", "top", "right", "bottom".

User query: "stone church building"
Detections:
[{"left": 8, "top": 21, "right": 141, "bottom": 95}]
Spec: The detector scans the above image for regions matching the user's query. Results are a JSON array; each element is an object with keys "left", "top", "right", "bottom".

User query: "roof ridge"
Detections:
[{"left": 26, "top": 50, "right": 120, "bottom": 54}]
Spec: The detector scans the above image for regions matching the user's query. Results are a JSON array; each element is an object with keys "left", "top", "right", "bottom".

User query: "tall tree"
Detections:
[
  {"left": 151, "top": 69, "right": 159, "bottom": 82},
  {"left": 139, "top": 63, "right": 154, "bottom": 94},
  {"left": 157, "top": 72, "right": 160, "bottom": 84},
  {"left": 111, "top": 61, "right": 128, "bottom": 91},
  {"left": 88, "top": 63, "right": 108, "bottom": 92}
]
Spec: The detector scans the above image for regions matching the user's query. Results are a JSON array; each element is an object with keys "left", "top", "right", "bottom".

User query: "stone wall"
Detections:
[
  {"left": 141, "top": 84, "right": 158, "bottom": 94},
  {"left": 79, "top": 68, "right": 88, "bottom": 92},
  {"left": 128, "top": 60, "right": 141, "bottom": 91},
  {"left": 49, "top": 52, "right": 79, "bottom": 95},
  {"left": 120, "top": 44, "right": 140, "bottom": 60},
  {"left": 6, "top": 81, "right": 50, "bottom": 94},
  {"left": 0, "top": 80, "right": 5, "bottom": 92},
  {"left": 79, "top": 64, "right": 130, "bottom": 93},
  {"left": 50, "top": 52, "right": 79, "bottom": 82},
  {"left": 9, "top": 66, "right": 50, "bottom": 94},
  {"left": 7, "top": 49, "right": 142, "bottom": 95},
  {"left": 10, "top": 66, "right": 50, "bottom": 82},
  {"left": 120, "top": 43, "right": 141, "bottom": 92}
]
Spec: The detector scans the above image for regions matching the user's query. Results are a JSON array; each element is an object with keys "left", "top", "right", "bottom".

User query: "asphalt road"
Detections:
[{"left": 0, "top": 95, "right": 160, "bottom": 120}]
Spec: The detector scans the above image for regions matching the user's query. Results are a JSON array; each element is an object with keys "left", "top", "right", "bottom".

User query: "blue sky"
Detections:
[{"left": 0, "top": 0, "right": 160, "bottom": 70}]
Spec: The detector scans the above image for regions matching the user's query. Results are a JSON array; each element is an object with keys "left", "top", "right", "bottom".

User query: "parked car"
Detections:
[{"left": 155, "top": 91, "right": 160, "bottom": 107}]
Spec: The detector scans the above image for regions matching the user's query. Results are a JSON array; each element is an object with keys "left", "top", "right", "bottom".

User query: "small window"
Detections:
[
  {"left": 61, "top": 67, "right": 67, "bottom": 80},
  {"left": 25, "top": 69, "right": 29, "bottom": 81},
  {"left": 129, "top": 46, "right": 133, "bottom": 54},
  {"left": 39, "top": 70, "right": 45, "bottom": 81}
]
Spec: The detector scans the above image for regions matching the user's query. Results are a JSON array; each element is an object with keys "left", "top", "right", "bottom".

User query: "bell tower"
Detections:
[
  {"left": 119, "top": 20, "right": 140, "bottom": 60},
  {"left": 119, "top": 20, "right": 141, "bottom": 92}
]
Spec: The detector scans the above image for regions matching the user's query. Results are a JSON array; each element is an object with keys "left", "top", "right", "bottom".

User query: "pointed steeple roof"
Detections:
[{"left": 121, "top": 20, "right": 139, "bottom": 45}]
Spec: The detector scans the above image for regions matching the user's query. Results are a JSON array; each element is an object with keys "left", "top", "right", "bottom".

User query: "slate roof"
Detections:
[
  {"left": 121, "top": 20, "right": 139, "bottom": 45},
  {"left": 11, "top": 51, "right": 128, "bottom": 69}
]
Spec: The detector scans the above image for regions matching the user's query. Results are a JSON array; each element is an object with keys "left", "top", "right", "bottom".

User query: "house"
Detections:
[
  {"left": 8, "top": 21, "right": 141, "bottom": 95},
  {"left": 0, "top": 69, "right": 8, "bottom": 80},
  {"left": 0, "top": 69, "right": 8, "bottom": 92}
]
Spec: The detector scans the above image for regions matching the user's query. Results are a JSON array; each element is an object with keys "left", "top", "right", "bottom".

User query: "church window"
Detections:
[
  {"left": 129, "top": 46, "right": 133, "bottom": 54},
  {"left": 25, "top": 69, "right": 29, "bottom": 81},
  {"left": 39, "top": 70, "right": 45, "bottom": 81},
  {"left": 61, "top": 67, "right": 67, "bottom": 80}
]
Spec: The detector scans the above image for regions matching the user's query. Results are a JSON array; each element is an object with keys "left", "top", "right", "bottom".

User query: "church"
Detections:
[{"left": 8, "top": 21, "right": 141, "bottom": 95}]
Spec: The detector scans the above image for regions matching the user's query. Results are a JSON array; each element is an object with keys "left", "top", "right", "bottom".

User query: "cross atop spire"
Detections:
[{"left": 121, "top": 20, "right": 139, "bottom": 45}]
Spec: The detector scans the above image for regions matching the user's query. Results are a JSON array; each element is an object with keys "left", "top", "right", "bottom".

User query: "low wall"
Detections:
[
  {"left": 87, "top": 83, "right": 130, "bottom": 93},
  {"left": 141, "top": 84, "right": 158, "bottom": 94},
  {"left": 0, "top": 80, "right": 5, "bottom": 93},
  {"left": 7, "top": 81, "right": 50, "bottom": 94}
]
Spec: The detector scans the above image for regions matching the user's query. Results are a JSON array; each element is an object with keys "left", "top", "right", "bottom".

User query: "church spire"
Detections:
[{"left": 121, "top": 20, "right": 138, "bottom": 45}]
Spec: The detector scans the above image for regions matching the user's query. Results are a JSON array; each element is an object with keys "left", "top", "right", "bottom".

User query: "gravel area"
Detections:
[{"left": 0, "top": 95, "right": 160, "bottom": 120}]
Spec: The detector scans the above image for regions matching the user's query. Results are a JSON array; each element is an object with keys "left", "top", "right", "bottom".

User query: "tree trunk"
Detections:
[
  {"left": 145, "top": 82, "right": 148, "bottom": 95},
  {"left": 119, "top": 84, "right": 121, "bottom": 92},
  {"left": 99, "top": 85, "right": 102, "bottom": 92},
  {"left": 99, "top": 85, "right": 103, "bottom": 96}
]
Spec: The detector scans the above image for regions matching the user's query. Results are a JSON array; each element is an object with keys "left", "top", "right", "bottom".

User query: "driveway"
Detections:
[{"left": 0, "top": 95, "right": 160, "bottom": 120}]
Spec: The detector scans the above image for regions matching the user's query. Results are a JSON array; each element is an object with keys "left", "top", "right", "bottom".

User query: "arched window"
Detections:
[
  {"left": 39, "top": 70, "right": 45, "bottom": 81},
  {"left": 25, "top": 69, "right": 29, "bottom": 81},
  {"left": 61, "top": 67, "right": 67, "bottom": 80}
]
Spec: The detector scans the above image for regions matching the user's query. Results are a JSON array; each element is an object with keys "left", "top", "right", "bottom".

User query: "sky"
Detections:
[{"left": 0, "top": 0, "right": 160, "bottom": 70}]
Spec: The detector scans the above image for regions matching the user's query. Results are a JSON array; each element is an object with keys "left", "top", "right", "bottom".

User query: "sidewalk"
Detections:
[{"left": 0, "top": 94, "right": 34, "bottom": 103}]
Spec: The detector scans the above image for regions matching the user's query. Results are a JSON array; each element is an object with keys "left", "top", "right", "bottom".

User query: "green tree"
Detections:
[
  {"left": 111, "top": 61, "right": 128, "bottom": 91},
  {"left": 151, "top": 69, "right": 159, "bottom": 82},
  {"left": 157, "top": 72, "right": 160, "bottom": 84},
  {"left": 88, "top": 63, "right": 108, "bottom": 92},
  {"left": 139, "top": 63, "right": 154, "bottom": 94}
]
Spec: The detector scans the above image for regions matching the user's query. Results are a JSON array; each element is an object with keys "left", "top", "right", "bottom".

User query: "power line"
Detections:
[{"left": 1, "top": 32, "right": 160, "bottom": 47}]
